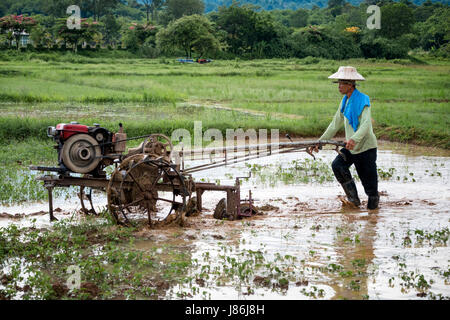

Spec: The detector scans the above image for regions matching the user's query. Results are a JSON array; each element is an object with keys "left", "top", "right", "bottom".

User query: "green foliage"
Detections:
[
  {"left": 215, "top": 4, "right": 283, "bottom": 58},
  {"left": 122, "top": 22, "right": 158, "bottom": 52},
  {"left": 379, "top": 3, "right": 415, "bottom": 39},
  {"left": 414, "top": 7, "right": 449, "bottom": 53},
  {"left": 289, "top": 8, "right": 309, "bottom": 28},
  {"left": 164, "top": 0, "right": 205, "bottom": 21},
  {"left": 290, "top": 26, "right": 362, "bottom": 59},
  {"left": 156, "top": 14, "right": 220, "bottom": 58},
  {"left": 0, "top": 14, "right": 37, "bottom": 49},
  {"left": 54, "top": 18, "right": 102, "bottom": 52},
  {"left": 100, "top": 13, "right": 121, "bottom": 45},
  {"left": 33, "top": 25, "right": 57, "bottom": 49},
  {"left": 216, "top": 4, "right": 259, "bottom": 55},
  {"left": 360, "top": 31, "right": 409, "bottom": 59},
  {"left": 0, "top": 1, "right": 449, "bottom": 59},
  {"left": 78, "top": 0, "right": 121, "bottom": 21}
]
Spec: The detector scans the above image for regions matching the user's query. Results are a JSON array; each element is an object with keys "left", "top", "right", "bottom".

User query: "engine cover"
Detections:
[{"left": 56, "top": 123, "right": 89, "bottom": 140}]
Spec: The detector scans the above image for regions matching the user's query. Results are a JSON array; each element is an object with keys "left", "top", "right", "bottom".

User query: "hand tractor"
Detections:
[{"left": 31, "top": 122, "right": 345, "bottom": 226}]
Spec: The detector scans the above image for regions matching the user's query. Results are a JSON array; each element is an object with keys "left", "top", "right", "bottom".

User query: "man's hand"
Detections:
[{"left": 346, "top": 139, "right": 356, "bottom": 150}]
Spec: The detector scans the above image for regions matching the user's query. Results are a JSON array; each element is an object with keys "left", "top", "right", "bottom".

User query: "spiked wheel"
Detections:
[
  {"left": 143, "top": 134, "right": 173, "bottom": 162},
  {"left": 107, "top": 154, "right": 189, "bottom": 226}
]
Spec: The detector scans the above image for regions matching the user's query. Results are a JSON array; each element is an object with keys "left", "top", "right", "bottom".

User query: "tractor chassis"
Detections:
[{"left": 33, "top": 167, "right": 255, "bottom": 223}]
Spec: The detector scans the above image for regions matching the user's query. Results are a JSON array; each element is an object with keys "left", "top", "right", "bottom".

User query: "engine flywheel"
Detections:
[{"left": 61, "top": 134, "right": 101, "bottom": 173}]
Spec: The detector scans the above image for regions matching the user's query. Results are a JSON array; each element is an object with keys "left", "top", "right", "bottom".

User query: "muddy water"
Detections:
[{"left": 1, "top": 143, "right": 449, "bottom": 300}]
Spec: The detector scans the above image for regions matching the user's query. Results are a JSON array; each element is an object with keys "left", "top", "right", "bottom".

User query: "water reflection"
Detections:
[{"left": 330, "top": 212, "right": 378, "bottom": 299}]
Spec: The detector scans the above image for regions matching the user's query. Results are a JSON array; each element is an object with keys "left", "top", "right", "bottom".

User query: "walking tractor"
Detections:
[{"left": 30, "top": 122, "right": 346, "bottom": 226}]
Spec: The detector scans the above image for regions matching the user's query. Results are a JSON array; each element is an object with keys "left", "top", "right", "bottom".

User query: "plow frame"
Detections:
[
  {"left": 34, "top": 171, "right": 252, "bottom": 223},
  {"left": 31, "top": 138, "right": 345, "bottom": 224}
]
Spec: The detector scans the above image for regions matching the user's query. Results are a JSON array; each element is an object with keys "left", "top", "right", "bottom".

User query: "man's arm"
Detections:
[{"left": 309, "top": 106, "right": 344, "bottom": 153}]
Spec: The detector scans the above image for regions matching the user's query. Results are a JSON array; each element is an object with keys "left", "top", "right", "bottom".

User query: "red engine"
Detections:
[
  {"left": 54, "top": 123, "right": 89, "bottom": 140},
  {"left": 47, "top": 122, "right": 125, "bottom": 175}
]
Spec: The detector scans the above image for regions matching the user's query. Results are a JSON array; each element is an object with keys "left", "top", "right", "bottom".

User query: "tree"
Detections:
[
  {"left": 328, "top": 0, "right": 345, "bottom": 8},
  {"left": 360, "top": 30, "right": 408, "bottom": 58},
  {"left": 379, "top": 3, "right": 415, "bottom": 39},
  {"left": 415, "top": 7, "right": 449, "bottom": 51},
  {"left": 0, "top": 14, "right": 37, "bottom": 49},
  {"left": 289, "top": 9, "right": 309, "bottom": 28},
  {"left": 216, "top": 4, "right": 258, "bottom": 55},
  {"left": 290, "top": 25, "right": 361, "bottom": 59},
  {"left": 328, "top": 0, "right": 346, "bottom": 17},
  {"left": 216, "top": 3, "right": 280, "bottom": 56},
  {"left": 141, "top": 0, "right": 165, "bottom": 22},
  {"left": 399, "top": 0, "right": 416, "bottom": 8},
  {"left": 55, "top": 18, "right": 101, "bottom": 52},
  {"left": 81, "top": 0, "right": 120, "bottom": 21},
  {"left": 113, "top": 1, "right": 145, "bottom": 20},
  {"left": 142, "top": 0, "right": 152, "bottom": 22},
  {"left": 101, "top": 13, "right": 121, "bottom": 46},
  {"left": 308, "top": 6, "right": 331, "bottom": 25},
  {"left": 142, "top": 0, "right": 164, "bottom": 22},
  {"left": 150, "top": 0, "right": 165, "bottom": 22},
  {"left": 30, "top": 24, "right": 53, "bottom": 49},
  {"left": 42, "top": 0, "right": 74, "bottom": 18},
  {"left": 156, "top": 14, "right": 220, "bottom": 58},
  {"left": 413, "top": 0, "right": 442, "bottom": 23},
  {"left": 165, "top": 0, "right": 205, "bottom": 20},
  {"left": 123, "top": 22, "right": 157, "bottom": 51}
]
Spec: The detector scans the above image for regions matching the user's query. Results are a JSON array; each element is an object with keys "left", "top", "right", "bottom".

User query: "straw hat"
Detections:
[{"left": 328, "top": 66, "right": 365, "bottom": 81}]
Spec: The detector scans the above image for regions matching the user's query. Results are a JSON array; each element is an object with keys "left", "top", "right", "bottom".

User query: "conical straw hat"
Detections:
[{"left": 328, "top": 66, "right": 365, "bottom": 81}]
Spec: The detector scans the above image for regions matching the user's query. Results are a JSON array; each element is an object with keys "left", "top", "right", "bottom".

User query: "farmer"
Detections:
[{"left": 309, "top": 66, "right": 379, "bottom": 210}]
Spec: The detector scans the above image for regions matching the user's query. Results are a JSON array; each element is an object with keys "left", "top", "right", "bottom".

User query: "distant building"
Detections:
[
  {"left": 19, "top": 31, "right": 30, "bottom": 46},
  {"left": 11, "top": 31, "right": 31, "bottom": 47}
]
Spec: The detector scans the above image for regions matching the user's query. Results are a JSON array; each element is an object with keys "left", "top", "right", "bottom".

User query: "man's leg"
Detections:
[
  {"left": 353, "top": 148, "right": 379, "bottom": 209},
  {"left": 332, "top": 148, "right": 360, "bottom": 207}
]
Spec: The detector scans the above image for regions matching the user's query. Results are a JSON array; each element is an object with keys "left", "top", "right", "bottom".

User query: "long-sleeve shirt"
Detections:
[{"left": 319, "top": 98, "right": 377, "bottom": 154}]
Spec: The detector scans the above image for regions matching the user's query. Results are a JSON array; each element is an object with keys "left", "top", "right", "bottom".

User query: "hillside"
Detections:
[{"left": 203, "top": 0, "right": 450, "bottom": 12}]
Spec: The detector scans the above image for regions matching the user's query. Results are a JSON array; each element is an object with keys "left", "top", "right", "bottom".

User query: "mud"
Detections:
[{"left": 0, "top": 142, "right": 449, "bottom": 300}]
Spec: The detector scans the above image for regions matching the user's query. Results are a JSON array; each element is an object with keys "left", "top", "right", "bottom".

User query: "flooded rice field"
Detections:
[{"left": 0, "top": 141, "right": 449, "bottom": 300}]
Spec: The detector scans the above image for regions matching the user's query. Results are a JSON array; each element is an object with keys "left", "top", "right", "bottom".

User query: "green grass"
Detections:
[{"left": 0, "top": 53, "right": 448, "bottom": 148}]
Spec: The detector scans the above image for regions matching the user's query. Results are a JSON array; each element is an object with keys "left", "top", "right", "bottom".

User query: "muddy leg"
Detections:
[
  {"left": 353, "top": 148, "right": 378, "bottom": 197},
  {"left": 331, "top": 148, "right": 354, "bottom": 184},
  {"left": 332, "top": 149, "right": 360, "bottom": 206},
  {"left": 353, "top": 148, "right": 379, "bottom": 209}
]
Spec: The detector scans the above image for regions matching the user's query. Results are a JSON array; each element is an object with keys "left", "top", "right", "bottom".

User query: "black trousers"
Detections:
[{"left": 331, "top": 148, "right": 378, "bottom": 197}]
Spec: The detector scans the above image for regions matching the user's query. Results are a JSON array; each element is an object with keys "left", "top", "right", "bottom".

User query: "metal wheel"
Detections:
[
  {"left": 142, "top": 134, "right": 174, "bottom": 162},
  {"left": 213, "top": 198, "right": 236, "bottom": 220},
  {"left": 107, "top": 154, "right": 189, "bottom": 226},
  {"left": 239, "top": 203, "right": 258, "bottom": 217}
]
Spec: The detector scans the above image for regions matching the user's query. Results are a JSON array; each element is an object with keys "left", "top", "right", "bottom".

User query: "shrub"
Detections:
[
  {"left": 360, "top": 34, "right": 408, "bottom": 59},
  {"left": 290, "top": 26, "right": 361, "bottom": 60}
]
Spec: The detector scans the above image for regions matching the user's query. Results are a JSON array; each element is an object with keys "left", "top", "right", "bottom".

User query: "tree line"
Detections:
[{"left": 0, "top": 0, "right": 448, "bottom": 59}]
